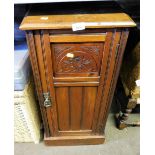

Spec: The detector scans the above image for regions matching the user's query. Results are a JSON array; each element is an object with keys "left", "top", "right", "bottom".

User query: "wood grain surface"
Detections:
[{"left": 20, "top": 13, "right": 136, "bottom": 30}]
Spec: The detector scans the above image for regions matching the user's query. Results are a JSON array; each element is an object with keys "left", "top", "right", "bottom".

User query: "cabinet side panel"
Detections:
[
  {"left": 96, "top": 30, "right": 122, "bottom": 133},
  {"left": 102, "top": 29, "right": 129, "bottom": 129},
  {"left": 26, "top": 31, "right": 50, "bottom": 136}
]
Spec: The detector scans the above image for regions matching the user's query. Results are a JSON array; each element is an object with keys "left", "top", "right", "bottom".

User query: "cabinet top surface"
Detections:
[{"left": 20, "top": 2, "right": 136, "bottom": 30}]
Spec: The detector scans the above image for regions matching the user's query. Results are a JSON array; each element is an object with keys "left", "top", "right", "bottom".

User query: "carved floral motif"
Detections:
[
  {"left": 58, "top": 55, "right": 97, "bottom": 72},
  {"left": 53, "top": 44, "right": 102, "bottom": 73}
]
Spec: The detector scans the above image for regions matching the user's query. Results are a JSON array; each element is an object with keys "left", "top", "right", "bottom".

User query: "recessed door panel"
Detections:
[{"left": 55, "top": 86, "right": 97, "bottom": 132}]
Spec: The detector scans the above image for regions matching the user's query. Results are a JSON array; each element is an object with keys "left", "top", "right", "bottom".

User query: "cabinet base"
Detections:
[{"left": 44, "top": 134, "right": 105, "bottom": 146}]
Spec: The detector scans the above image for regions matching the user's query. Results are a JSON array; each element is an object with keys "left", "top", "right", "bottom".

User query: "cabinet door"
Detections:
[{"left": 40, "top": 30, "right": 121, "bottom": 136}]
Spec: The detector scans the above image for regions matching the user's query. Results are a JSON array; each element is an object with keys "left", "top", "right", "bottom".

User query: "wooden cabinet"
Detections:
[{"left": 20, "top": 3, "right": 136, "bottom": 145}]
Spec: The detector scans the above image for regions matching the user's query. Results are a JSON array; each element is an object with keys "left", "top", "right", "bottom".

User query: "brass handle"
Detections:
[{"left": 43, "top": 92, "right": 52, "bottom": 107}]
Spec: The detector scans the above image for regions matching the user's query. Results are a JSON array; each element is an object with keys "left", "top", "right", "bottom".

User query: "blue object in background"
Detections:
[
  {"left": 14, "top": 18, "right": 26, "bottom": 43},
  {"left": 14, "top": 5, "right": 31, "bottom": 91},
  {"left": 14, "top": 41, "right": 31, "bottom": 91},
  {"left": 14, "top": 4, "right": 27, "bottom": 43}
]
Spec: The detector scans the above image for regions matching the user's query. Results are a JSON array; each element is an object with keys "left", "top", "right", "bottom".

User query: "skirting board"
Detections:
[{"left": 44, "top": 134, "right": 105, "bottom": 146}]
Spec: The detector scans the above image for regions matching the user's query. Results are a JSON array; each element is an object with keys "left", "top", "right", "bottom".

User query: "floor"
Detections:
[{"left": 15, "top": 114, "right": 140, "bottom": 155}]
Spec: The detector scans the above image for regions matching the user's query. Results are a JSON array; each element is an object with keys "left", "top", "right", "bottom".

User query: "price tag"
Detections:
[
  {"left": 72, "top": 22, "right": 85, "bottom": 31},
  {"left": 40, "top": 16, "right": 48, "bottom": 20}
]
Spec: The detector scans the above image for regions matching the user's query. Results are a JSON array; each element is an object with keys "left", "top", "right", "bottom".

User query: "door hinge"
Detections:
[
  {"left": 43, "top": 92, "right": 52, "bottom": 107},
  {"left": 115, "top": 43, "right": 120, "bottom": 59}
]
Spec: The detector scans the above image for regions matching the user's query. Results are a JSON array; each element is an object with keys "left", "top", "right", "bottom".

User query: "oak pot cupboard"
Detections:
[{"left": 20, "top": 3, "right": 136, "bottom": 145}]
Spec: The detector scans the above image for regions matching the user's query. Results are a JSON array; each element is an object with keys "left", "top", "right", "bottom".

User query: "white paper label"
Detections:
[
  {"left": 72, "top": 22, "right": 85, "bottom": 31},
  {"left": 40, "top": 16, "right": 48, "bottom": 20}
]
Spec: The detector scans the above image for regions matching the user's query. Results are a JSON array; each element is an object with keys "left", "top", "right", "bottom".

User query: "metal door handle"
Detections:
[{"left": 43, "top": 92, "right": 52, "bottom": 107}]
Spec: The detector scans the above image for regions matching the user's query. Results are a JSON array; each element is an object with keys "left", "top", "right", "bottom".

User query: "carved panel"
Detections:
[
  {"left": 51, "top": 43, "right": 104, "bottom": 76},
  {"left": 57, "top": 52, "right": 97, "bottom": 73}
]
